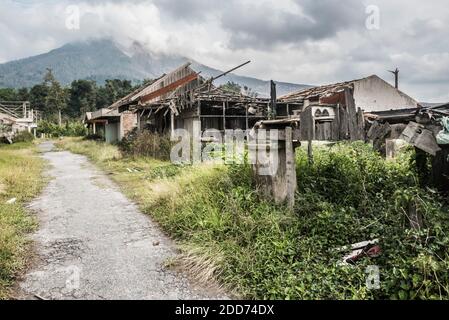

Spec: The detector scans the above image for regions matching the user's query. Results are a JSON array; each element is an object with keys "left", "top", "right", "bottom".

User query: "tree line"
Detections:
[
  {"left": 0, "top": 69, "right": 139, "bottom": 124},
  {"left": 0, "top": 70, "right": 258, "bottom": 126}
]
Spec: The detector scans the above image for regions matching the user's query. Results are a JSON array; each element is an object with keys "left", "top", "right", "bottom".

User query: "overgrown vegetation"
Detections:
[
  {"left": 37, "top": 120, "right": 87, "bottom": 138},
  {"left": 0, "top": 142, "right": 45, "bottom": 299},
  {"left": 119, "top": 130, "right": 174, "bottom": 160},
  {"left": 11, "top": 131, "right": 35, "bottom": 143},
  {"left": 57, "top": 138, "right": 449, "bottom": 299}
]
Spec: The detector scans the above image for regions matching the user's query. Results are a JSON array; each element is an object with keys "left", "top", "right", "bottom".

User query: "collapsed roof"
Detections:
[
  {"left": 108, "top": 62, "right": 268, "bottom": 115},
  {"left": 279, "top": 78, "right": 360, "bottom": 103},
  {"left": 278, "top": 75, "right": 419, "bottom": 113}
]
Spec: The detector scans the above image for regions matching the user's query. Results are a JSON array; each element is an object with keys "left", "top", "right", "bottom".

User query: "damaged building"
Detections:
[
  {"left": 86, "top": 68, "right": 423, "bottom": 146},
  {"left": 84, "top": 62, "right": 272, "bottom": 143},
  {"left": 276, "top": 75, "right": 419, "bottom": 141},
  {"left": 1, "top": 101, "right": 40, "bottom": 143},
  {"left": 366, "top": 101, "right": 449, "bottom": 191},
  {"left": 89, "top": 68, "right": 424, "bottom": 146},
  {"left": 109, "top": 62, "right": 271, "bottom": 137},
  {"left": 84, "top": 107, "right": 137, "bottom": 143}
]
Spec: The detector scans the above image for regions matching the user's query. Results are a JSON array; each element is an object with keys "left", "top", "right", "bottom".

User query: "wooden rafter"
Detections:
[{"left": 140, "top": 73, "right": 199, "bottom": 104}]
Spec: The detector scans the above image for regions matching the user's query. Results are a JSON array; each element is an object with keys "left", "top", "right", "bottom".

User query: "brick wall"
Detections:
[{"left": 120, "top": 111, "right": 137, "bottom": 139}]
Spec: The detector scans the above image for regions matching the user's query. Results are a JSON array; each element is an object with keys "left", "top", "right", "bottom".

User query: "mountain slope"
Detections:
[
  {"left": 0, "top": 40, "right": 147, "bottom": 87},
  {"left": 0, "top": 39, "right": 310, "bottom": 96}
]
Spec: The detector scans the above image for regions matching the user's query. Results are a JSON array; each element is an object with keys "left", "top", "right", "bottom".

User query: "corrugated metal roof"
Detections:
[{"left": 278, "top": 77, "right": 368, "bottom": 103}]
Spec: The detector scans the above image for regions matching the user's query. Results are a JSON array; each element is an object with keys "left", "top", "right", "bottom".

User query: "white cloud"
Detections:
[{"left": 0, "top": 0, "right": 449, "bottom": 101}]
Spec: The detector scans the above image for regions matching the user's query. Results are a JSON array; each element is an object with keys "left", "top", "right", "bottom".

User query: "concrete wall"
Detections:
[{"left": 353, "top": 75, "right": 418, "bottom": 112}]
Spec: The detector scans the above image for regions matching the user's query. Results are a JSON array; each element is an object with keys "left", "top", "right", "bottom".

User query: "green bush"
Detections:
[
  {"left": 13, "top": 131, "right": 34, "bottom": 143},
  {"left": 37, "top": 120, "right": 87, "bottom": 137},
  {"left": 290, "top": 143, "right": 449, "bottom": 299},
  {"left": 119, "top": 129, "right": 174, "bottom": 160},
  {"left": 149, "top": 142, "right": 449, "bottom": 299}
]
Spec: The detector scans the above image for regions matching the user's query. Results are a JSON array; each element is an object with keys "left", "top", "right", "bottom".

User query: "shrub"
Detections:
[
  {"left": 64, "top": 121, "right": 88, "bottom": 137},
  {"left": 13, "top": 131, "right": 34, "bottom": 143},
  {"left": 119, "top": 129, "right": 174, "bottom": 160},
  {"left": 37, "top": 120, "right": 87, "bottom": 137},
  {"left": 289, "top": 143, "right": 448, "bottom": 299},
  {"left": 148, "top": 142, "right": 449, "bottom": 299},
  {"left": 84, "top": 133, "right": 104, "bottom": 141}
]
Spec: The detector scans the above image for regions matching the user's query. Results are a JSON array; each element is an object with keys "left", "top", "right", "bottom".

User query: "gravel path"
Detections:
[{"left": 19, "top": 141, "right": 224, "bottom": 300}]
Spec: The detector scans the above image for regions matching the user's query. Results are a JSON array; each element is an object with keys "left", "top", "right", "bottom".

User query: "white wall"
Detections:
[{"left": 353, "top": 75, "right": 418, "bottom": 112}]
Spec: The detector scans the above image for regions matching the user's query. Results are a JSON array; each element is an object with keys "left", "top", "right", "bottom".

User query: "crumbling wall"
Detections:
[{"left": 120, "top": 111, "right": 138, "bottom": 139}]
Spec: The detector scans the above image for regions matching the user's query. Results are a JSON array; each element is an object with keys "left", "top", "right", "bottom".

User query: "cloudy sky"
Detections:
[{"left": 1, "top": 0, "right": 449, "bottom": 102}]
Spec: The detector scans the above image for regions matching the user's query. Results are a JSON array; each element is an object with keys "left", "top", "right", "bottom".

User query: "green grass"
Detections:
[
  {"left": 57, "top": 138, "right": 449, "bottom": 300},
  {"left": 0, "top": 142, "right": 45, "bottom": 299}
]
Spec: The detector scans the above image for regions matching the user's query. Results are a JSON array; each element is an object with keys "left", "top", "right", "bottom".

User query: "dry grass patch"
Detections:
[{"left": 0, "top": 142, "right": 45, "bottom": 299}]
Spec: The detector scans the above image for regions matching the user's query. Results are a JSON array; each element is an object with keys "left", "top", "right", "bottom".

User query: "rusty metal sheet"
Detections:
[{"left": 140, "top": 73, "right": 199, "bottom": 104}]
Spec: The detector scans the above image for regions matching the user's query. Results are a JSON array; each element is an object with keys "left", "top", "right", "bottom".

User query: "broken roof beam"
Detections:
[
  {"left": 195, "top": 61, "right": 251, "bottom": 92},
  {"left": 140, "top": 72, "right": 200, "bottom": 105}
]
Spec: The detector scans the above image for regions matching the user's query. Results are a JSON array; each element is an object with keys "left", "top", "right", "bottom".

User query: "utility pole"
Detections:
[
  {"left": 270, "top": 80, "right": 277, "bottom": 119},
  {"left": 388, "top": 68, "right": 399, "bottom": 89}
]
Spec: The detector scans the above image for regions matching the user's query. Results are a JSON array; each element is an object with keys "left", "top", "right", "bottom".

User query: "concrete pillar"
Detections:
[{"left": 252, "top": 126, "right": 299, "bottom": 208}]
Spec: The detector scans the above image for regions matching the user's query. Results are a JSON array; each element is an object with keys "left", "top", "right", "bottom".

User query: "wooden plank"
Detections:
[
  {"left": 316, "top": 123, "right": 323, "bottom": 140},
  {"left": 140, "top": 73, "right": 199, "bottom": 104},
  {"left": 367, "top": 121, "right": 391, "bottom": 155},
  {"left": 223, "top": 101, "right": 226, "bottom": 131},
  {"left": 339, "top": 105, "right": 349, "bottom": 140},
  {"left": 270, "top": 80, "right": 277, "bottom": 119},
  {"left": 332, "top": 104, "right": 341, "bottom": 140},
  {"left": 245, "top": 105, "right": 249, "bottom": 131},
  {"left": 300, "top": 106, "right": 314, "bottom": 140},
  {"left": 356, "top": 107, "right": 365, "bottom": 140},
  {"left": 285, "top": 127, "right": 297, "bottom": 208},
  {"left": 323, "top": 122, "right": 332, "bottom": 140},
  {"left": 344, "top": 88, "right": 358, "bottom": 141}
]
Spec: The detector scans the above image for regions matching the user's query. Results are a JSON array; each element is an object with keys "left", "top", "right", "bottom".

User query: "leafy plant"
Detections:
[
  {"left": 119, "top": 129, "right": 174, "bottom": 160},
  {"left": 12, "top": 131, "right": 34, "bottom": 143},
  {"left": 58, "top": 139, "right": 449, "bottom": 300},
  {"left": 37, "top": 120, "right": 87, "bottom": 137}
]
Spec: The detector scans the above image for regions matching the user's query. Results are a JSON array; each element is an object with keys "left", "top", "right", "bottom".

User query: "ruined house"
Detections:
[
  {"left": 1, "top": 101, "right": 40, "bottom": 142},
  {"left": 112, "top": 63, "right": 271, "bottom": 137},
  {"left": 276, "top": 75, "right": 419, "bottom": 141},
  {"left": 84, "top": 107, "right": 137, "bottom": 143},
  {"left": 93, "top": 69, "right": 421, "bottom": 146}
]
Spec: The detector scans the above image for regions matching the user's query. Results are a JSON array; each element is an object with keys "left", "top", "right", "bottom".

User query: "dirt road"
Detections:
[{"left": 19, "top": 141, "right": 223, "bottom": 300}]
